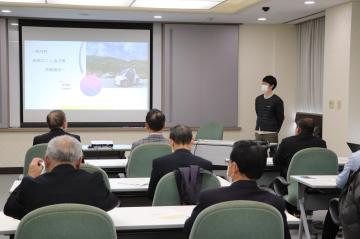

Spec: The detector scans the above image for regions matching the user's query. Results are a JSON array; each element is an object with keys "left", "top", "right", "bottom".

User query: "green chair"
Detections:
[
  {"left": 152, "top": 171, "right": 221, "bottom": 206},
  {"left": 195, "top": 122, "right": 224, "bottom": 140},
  {"left": 23, "top": 143, "right": 48, "bottom": 176},
  {"left": 274, "top": 147, "right": 338, "bottom": 207},
  {"left": 189, "top": 200, "right": 284, "bottom": 239},
  {"left": 15, "top": 203, "right": 116, "bottom": 239},
  {"left": 80, "top": 163, "right": 111, "bottom": 190},
  {"left": 127, "top": 143, "right": 172, "bottom": 178}
]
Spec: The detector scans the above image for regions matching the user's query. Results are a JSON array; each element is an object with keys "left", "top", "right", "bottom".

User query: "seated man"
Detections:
[
  {"left": 131, "top": 109, "right": 168, "bottom": 150},
  {"left": 33, "top": 110, "right": 81, "bottom": 145},
  {"left": 273, "top": 118, "right": 327, "bottom": 177},
  {"left": 184, "top": 140, "right": 291, "bottom": 239},
  {"left": 4, "top": 135, "right": 119, "bottom": 220},
  {"left": 148, "top": 125, "right": 212, "bottom": 199},
  {"left": 322, "top": 149, "right": 360, "bottom": 239}
]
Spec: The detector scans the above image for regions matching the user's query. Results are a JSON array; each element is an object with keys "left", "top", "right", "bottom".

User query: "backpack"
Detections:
[
  {"left": 339, "top": 167, "right": 360, "bottom": 239},
  {"left": 174, "top": 165, "right": 211, "bottom": 205}
]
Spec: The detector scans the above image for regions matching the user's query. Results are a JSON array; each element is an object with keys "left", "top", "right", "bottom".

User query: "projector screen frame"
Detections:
[{"left": 19, "top": 19, "right": 153, "bottom": 128}]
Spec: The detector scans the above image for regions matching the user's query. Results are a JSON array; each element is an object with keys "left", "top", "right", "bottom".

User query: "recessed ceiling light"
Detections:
[
  {"left": 1, "top": 9, "right": 12, "bottom": 13},
  {"left": 10, "top": 22, "right": 18, "bottom": 26},
  {"left": 132, "top": 0, "right": 224, "bottom": 10},
  {"left": 257, "top": 17, "right": 267, "bottom": 21},
  {"left": 153, "top": 15, "right": 162, "bottom": 19},
  {"left": 47, "top": 0, "right": 133, "bottom": 7},
  {"left": 0, "top": 0, "right": 44, "bottom": 2},
  {"left": 304, "top": 1, "right": 315, "bottom": 5}
]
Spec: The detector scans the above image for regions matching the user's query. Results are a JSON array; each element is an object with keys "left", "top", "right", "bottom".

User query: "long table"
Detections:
[
  {"left": 291, "top": 175, "right": 340, "bottom": 239},
  {"left": 0, "top": 205, "right": 299, "bottom": 238},
  {"left": 84, "top": 158, "right": 128, "bottom": 175},
  {"left": 9, "top": 176, "right": 230, "bottom": 194}
]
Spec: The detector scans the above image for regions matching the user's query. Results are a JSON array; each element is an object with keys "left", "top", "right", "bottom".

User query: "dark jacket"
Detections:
[
  {"left": 255, "top": 94, "right": 284, "bottom": 132},
  {"left": 273, "top": 133, "right": 327, "bottom": 177},
  {"left": 4, "top": 164, "right": 119, "bottom": 219},
  {"left": 148, "top": 149, "right": 213, "bottom": 199},
  {"left": 184, "top": 180, "right": 291, "bottom": 239},
  {"left": 33, "top": 128, "right": 81, "bottom": 145}
]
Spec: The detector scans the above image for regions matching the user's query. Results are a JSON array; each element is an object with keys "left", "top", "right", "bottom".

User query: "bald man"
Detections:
[{"left": 4, "top": 135, "right": 119, "bottom": 219}]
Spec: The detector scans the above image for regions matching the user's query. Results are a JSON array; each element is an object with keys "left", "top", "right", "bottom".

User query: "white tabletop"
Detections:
[
  {"left": 194, "top": 140, "right": 235, "bottom": 146},
  {"left": 109, "top": 178, "right": 150, "bottom": 192},
  {"left": 82, "top": 144, "right": 132, "bottom": 151},
  {"left": 216, "top": 176, "right": 231, "bottom": 187},
  {"left": 84, "top": 159, "right": 128, "bottom": 168},
  {"left": 109, "top": 206, "right": 195, "bottom": 230},
  {"left": 10, "top": 176, "right": 230, "bottom": 193},
  {"left": 338, "top": 156, "right": 348, "bottom": 166},
  {"left": 0, "top": 206, "right": 299, "bottom": 235},
  {"left": 267, "top": 157, "right": 348, "bottom": 167},
  {"left": 290, "top": 175, "right": 337, "bottom": 189},
  {"left": 9, "top": 178, "right": 149, "bottom": 193}
]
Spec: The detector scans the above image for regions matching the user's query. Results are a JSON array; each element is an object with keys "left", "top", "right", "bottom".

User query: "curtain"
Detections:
[{"left": 296, "top": 17, "right": 325, "bottom": 113}]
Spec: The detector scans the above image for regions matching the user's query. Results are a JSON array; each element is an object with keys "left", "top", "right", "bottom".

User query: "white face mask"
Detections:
[
  {"left": 226, "top": 164, "right": 233, "bottom": 183},
  {"left": 261, "top": 84, "right": 268, "bottom": 93}
]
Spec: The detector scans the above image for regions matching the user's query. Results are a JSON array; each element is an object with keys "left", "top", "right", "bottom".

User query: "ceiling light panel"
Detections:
[
  {"left": 47, "top": 0, "right": 133, "bottom": 7},
  {"left": 0, "top": 0, "right": 44, "bottom": 2},
  {"left": 132, "top": 0, "right": 224, "bottom": 10},
  {"left": 0, "top": 0, "right": 45, "bottom": 3}
]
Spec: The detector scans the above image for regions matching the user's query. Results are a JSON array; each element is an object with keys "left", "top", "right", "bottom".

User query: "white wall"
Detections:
[
  {"left": 348, "top": 2, "right": 360, "bottom": 144},
  {"left": 323, "top": 2, "right": 360, "bottom": 156},
  {"left": 238, "top": 24, "right": 297, "bottom": 140},
  {"left": 0, "top": 24, "right": 297, "bottom": 168}
]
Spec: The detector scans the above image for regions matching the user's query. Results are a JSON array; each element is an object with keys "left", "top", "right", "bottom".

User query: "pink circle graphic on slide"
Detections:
[{"left": 80, "top": 75, "right": 102, "bottom": 97}]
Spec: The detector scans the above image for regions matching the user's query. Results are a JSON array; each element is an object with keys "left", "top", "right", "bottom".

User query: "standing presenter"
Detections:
[{"left": 255, "top": 75, "right": 284, "bottom": 144}]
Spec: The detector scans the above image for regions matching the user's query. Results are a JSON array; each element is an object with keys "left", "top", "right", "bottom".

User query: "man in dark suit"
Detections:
[
  {"left": 4, "top": 135, "right": 119, "bottom": 220},
  {"left": 273, "top": 118, "right": 327, "bottom": 177},
  {"left": 184, "top": 140, "right": 291, "bottom": 239},
  {"left": 33, "top": 110, "right": 81, "bottom": 145},
  {"left": 148, "top": 125, "right": 212, "bottom": 199}
]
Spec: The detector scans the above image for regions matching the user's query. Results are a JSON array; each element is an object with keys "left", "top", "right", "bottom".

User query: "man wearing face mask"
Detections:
[
  {"left": 255, "top": 75, "right": 284, "bottom": 144},
  {"left": 184, "top": 140, "right": 290, "bottom": 239}
]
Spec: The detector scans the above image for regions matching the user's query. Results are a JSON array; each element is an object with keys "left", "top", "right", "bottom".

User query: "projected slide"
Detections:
[{"left": 24, "top": 41, "right": 149, "bottom": 110}]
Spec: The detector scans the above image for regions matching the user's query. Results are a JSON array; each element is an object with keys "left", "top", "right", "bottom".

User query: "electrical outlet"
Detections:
[
  {"left": 337, "top": 100, "right": 341, "bottom": 109},
  {"left": 329, "top": 100, "right": 335, "bottom": 109}
]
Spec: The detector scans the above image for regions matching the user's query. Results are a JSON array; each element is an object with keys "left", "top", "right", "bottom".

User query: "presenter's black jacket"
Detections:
[
  {"left": 33, "top": 128, "right": 81, "bottom": 145},
  {"left": 273, "top": 132, "right": 327, "bottom": 177},
  {"left": 255, "top": 94, "right": 284, "bottom": 132},
  {"left": 4, "top": 164, "right": 119, "bottom": 220},
  {"left": 184, "top": 180, "right": 291, "bottom": 239},
  {"left": 148, "top": 149, "right": 213, "bottom": 199}
]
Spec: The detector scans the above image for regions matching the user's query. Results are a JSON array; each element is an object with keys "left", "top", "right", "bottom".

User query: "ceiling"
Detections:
[{"left": 0, "top": 0, "right": 355, "bottom": 24}]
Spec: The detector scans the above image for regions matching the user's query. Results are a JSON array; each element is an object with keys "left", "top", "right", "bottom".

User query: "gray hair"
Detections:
[{"left": 46, "top": 135, "right": 83, "bottom": 162}]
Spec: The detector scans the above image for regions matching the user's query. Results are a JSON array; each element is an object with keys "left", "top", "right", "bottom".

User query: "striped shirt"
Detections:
[{"left": 131, "top": 133, "right": 169, "bottom": 151}]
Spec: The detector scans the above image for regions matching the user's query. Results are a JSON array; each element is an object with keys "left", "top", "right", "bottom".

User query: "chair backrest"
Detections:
[
  {"left": 127, "top": 143, "right": 172, "bottom": 177},
  {"left": 152, "top": 171, "right": 221, "bottom": 206},
  {"left": 189, "top": 200, "right": 284, "bottom": 239},
  {"left": 80, "top": 163, "right": 111, "bottom": 190},
  {"left": 23, "top": 143, "right": 48, "bottom": 175},
  {"left": 15, "top": 203, "right": 116, "bottom": 239},
  {"left": 195, "top": 122, "right": 224, "bottom": 141},
  {"left": 286, "top": 147, "right": 338, "bottom": 206}
]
